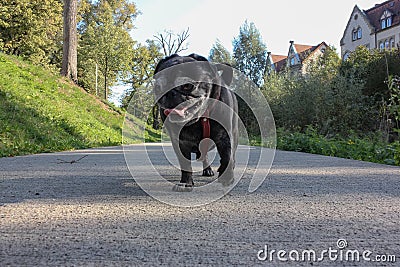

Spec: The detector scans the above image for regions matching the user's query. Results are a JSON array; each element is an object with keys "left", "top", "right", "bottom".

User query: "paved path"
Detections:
[{"left": 1, "top": 144, "right": 399, "bottom": 266}]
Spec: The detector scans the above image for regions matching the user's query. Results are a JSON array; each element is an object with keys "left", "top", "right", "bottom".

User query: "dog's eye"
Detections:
[{"left": 182, "top": 84, "right": 194, "bottom": 91}]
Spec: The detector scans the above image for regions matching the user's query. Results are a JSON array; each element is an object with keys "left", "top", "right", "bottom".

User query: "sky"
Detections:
[
  {"left": 130, "top": 0, "right": 381, "bottom": 56},
  {"left": 111, "top": 0, "right": 382, "bottom": 105}
]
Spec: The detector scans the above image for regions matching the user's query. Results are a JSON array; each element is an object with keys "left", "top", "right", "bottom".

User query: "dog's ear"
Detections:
[
  {"left": 215, "top": 63, "right": 233, "bottom": 86},
  {"left": 154, "top": 54, "right": 180, "bottom": 74},
  {"left": 187, "top": 53, "right": 209, "bottom": 62}
]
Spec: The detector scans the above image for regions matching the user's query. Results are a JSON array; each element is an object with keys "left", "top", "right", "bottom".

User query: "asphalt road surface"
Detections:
[{"left": 1, "top": 144, "right": 399, "bottom": 266}]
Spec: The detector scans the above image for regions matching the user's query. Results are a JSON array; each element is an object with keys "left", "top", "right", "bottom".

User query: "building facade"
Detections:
[
  {"left": 341, "top": 0, "right": 400, "bottom": 59},
  {"left": 267, "top": 41, "right": 327, "bottom": 75}
]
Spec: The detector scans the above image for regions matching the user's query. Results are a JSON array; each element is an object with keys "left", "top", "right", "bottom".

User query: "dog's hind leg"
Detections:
[
  {"left": 199, "top": 153, "right": 214, "bottom": 177},
  {"left": 215, "top": 138, "right": 235, "bottom": 187}
]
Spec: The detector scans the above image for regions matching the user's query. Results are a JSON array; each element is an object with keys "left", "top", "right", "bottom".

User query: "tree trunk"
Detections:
[
  {"left": 61, "top": 0, "right": 78, "bottom": 83},
  {"left": 152, "top": 105, "right": 160, "bottom": 130}
]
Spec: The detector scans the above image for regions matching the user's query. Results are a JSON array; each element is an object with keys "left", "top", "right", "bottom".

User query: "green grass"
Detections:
[
  {"left": 275, "top": 127, "right": 400, "bottom": 166},
  {"left": 249, "top": 127, "right": 400, "bottom": 166},
  {"left": 0, "top": 53, "right": 159, "bottom": 157}
]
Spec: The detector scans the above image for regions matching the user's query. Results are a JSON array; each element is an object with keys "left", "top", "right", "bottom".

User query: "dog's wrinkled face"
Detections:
[{"left": 154, "top": 55, "right": 219, "bottom": 125}]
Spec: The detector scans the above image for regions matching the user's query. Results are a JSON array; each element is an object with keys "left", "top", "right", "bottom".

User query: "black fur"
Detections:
[{"left": 154, "top": 54, "right": 238, "bottom": 190}]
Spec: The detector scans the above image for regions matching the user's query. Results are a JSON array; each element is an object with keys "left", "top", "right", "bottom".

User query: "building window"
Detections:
[
  {"left": 385, "top": 39, "right": 390, "bottom": 49},
  {"left": 382, "top": 19, "right": 387, "bottom": 29},
  {"left": 387, "top": 16, "right": 392, "bottom": 27},
  {"left": 379, "top": 41, "right": 385, "bottom": 51},
  {"left": 390, "top": 38, "right": 395, "bottom": 49},
  {"left": 381, "top": 10, "right": 393, "bottom": 29},
  {"left": 352, "top": 27, "right": 362, "bottom": 41},
  {"left": 290, "top": 57, "right": 296, "bottom": 66}
]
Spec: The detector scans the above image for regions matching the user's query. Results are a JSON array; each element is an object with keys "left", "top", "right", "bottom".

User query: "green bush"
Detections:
[
  {"left": 263, "top": 47, "right": 377, "bottom": 136},
  {"left": 276, "top": 127, "right": 400, "bottom": 166},
  {"left": 261, "top": 47, "right": 400, "bottom": 166}
]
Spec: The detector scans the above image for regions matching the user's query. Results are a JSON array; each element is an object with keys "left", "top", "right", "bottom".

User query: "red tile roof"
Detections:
[
  {"left": 294, "top": 44, "right": 313, "bottom": 54},
  {"left": 364, "top": 0, "right": 400, "bottom": 32},
  {"left": 269, "top": 54, "right": 287, "bottom": 72},
  {"left": 271, "top": 54, "right": 287, "bottom": 62},
  {"left": 269, "top": 42, "right": 327, "bottom": 72},
  {"left": 297, "top": 42, "right": 327, "bottom": 62}
]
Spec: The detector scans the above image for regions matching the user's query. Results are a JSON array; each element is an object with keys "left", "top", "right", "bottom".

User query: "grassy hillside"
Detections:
[{"left": 0, "top": 53, "right": 153, "bottom": 157}]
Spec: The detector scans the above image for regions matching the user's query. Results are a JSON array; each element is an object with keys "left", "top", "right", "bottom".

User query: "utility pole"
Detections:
[{"left": 95, "top": 63, "right": 98, "bottom": 96}]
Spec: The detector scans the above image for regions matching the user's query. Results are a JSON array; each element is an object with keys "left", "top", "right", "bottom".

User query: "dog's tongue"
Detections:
[{"left": 164, "top": 108, "right": 186, "bottom": 117}]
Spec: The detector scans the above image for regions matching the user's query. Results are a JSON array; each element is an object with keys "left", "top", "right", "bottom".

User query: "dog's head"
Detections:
[{"left": 154, "top": 53, "right": 232, "bottom": 125}]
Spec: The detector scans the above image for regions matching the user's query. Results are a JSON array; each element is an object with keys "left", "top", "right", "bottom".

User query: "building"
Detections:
[
  {"left": 266, "top": 41, "right": 328, "bottom": 75},
  {"left": 341, "top": 0, "right": 400, "bottom": 60}
]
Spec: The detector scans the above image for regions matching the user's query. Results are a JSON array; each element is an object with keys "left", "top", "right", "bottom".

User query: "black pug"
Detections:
[{"left": 154, "top": 53, "right": 238, "bottom": 191}]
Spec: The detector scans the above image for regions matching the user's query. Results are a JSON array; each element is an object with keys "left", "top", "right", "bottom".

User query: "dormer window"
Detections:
[
  {"left": 387, "top": 16, "right": 392, "bottom": 27},
  {"left": 290, "top": 57, "right": 296, "bottom": 66},
  {"left": 381, "top": 10, "right": 393, "bottom": 29}
]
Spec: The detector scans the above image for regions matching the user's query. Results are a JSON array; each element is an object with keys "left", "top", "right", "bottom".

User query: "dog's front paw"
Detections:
[
  {"left": 202, "top": 167, "right": 214, "bottom": 177},
  {"left": 172, "top": 183, "right": 193, "bottom": 192}
]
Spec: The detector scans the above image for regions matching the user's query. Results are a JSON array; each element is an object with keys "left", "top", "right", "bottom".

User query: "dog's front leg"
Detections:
[{"left": 171, "top": 141, "right": 194, "bottom": 191}]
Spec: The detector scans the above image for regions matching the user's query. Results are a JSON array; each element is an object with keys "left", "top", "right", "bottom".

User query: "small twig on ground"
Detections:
[{"left": 57, "top": 155, "right": 88, "bottom": 164}]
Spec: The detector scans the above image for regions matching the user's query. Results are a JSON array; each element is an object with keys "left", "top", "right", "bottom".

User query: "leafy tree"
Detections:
[
  {"left": 122, "top": 40, "right": 162, "bottom": 107},
  {"left": 78, "top": 0, "right": 138, "bottom": 100},
  {"left": 209, "top": 40, "right": 233, "bottom": 65},
  {"left": 341, "top": 47, "right": 400, "bottom": 99},
  {"left": 306, "top": 46, "right": 341, "bottom": 80},
  {"left": 232, "top": 21, "right": 267, "bottom": 134},
  {"left": 232, "top": 21, "right": 267, "bottom": 87},
  {"left": 122, "top": 40, "right": 163, "bottom": 128},
  {"left": 0, "top": 0, "right": 63, "bottom": 66}
]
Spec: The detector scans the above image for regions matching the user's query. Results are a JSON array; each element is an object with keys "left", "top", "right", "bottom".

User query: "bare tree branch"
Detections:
[
  {"left": 153, "top": 28, "right": 190, "bottom": 56},
  {"left": 174, "top": 28, "right": 190, "bottom": 54}
]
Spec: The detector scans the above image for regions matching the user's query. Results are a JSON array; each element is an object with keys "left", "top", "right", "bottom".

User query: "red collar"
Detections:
[
  {"left": 199, "top": 90, "right": 220, "bottom": 160},
  {"left": 201, "top": 111, "right": 211, "bottom": 138},
  {"left": 201, "top": 90, "right": 220, "bottom": 139}
]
